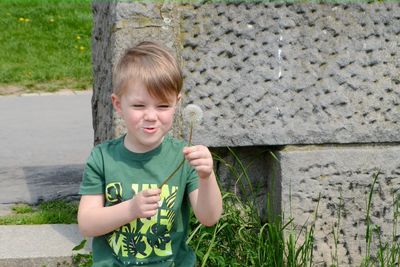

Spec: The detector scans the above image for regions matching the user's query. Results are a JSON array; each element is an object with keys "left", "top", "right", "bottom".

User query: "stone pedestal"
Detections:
[
  {"left": 92, "top": 2, "right": 400, "bottom": 265},
  {"left": 279, "top": 145, "right": 400, "bottom": 265}
]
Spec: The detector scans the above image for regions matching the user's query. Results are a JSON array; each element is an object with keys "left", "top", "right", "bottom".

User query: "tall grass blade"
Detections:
[{"left": 364, "top": 171, "right": 381, "bottom": 266}]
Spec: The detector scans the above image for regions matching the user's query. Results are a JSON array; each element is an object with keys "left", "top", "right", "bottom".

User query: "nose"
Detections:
[{"left": 143, "top": 107, "right": 157, "bottom": 121}]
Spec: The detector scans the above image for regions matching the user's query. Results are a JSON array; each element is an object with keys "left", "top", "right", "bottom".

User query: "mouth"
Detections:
[{"left": 143, "top": 127, "right": 157, "bottom": 133}]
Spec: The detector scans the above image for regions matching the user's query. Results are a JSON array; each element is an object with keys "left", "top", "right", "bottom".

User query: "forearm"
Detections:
[
  {"left": 78, "top": 200, "right": 134, "bottom": 237},
  {"left": 193, "top": 172, "right": 223, "bottom": 226}
]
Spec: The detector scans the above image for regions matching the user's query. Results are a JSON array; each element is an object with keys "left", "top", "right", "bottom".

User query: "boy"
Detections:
[{"left": 78, "top": 41, "right": 223, "bottom": 266}]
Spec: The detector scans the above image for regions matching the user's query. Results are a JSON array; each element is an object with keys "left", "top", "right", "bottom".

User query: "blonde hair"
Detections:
[{"left": 113, "top": 41, "right": 183, "bottom": 102}]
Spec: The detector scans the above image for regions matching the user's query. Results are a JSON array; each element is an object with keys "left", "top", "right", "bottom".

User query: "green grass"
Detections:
[
  {"left": 0, "top": 0, "right": 92, "bottom": 93},
  {"left": 187, "top": 150, "right": 400, "bottom": 267},
  {"left": 0, "top": 200, "right": 78, "bottom": 225}
]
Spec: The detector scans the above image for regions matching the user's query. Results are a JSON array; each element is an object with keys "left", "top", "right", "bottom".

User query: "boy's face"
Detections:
[{"left": 112, "top": 79, "right": 180, "bottom": 153}]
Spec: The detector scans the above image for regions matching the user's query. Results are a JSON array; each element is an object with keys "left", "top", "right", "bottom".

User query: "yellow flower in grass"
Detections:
[
  {"left": 18, "top": 17, "right": 30, "bottom": 23},
  {"left": 49, "top": 18, "right": 54, "bottom": 23},
  {"left": 76, "top": 35, "right": 81, "bottom": 40},
  {"left": 79, "top": 46, "right": 85, "bottom": 51}
]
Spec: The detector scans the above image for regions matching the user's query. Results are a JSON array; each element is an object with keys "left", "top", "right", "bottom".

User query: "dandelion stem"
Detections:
[
  {"left": 158, "top": 122, "right": 194, "bottom": 189},
  {"left": 188, "top": 121, "right": 193, "bottom": 146}
]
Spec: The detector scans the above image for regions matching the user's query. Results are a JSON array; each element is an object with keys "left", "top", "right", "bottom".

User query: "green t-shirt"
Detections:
[{"left": 79, "top": 135, "right": 199, "bottom": 266}]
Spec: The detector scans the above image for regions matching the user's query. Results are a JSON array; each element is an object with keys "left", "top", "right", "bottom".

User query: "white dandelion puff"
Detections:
[
  {"left": 183, "top": 104, "right": 203, "bottom": 125},
  {"left": 159, "top": 104, "right": 203, "bottom": 189}
]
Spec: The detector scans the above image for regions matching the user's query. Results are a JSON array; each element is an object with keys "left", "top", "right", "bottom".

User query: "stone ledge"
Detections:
[
  {"left": 0, "top": 224, "right": 91, "bottom": 267},
  {"left": 0, "top": 257, "right": 73, "bottom": 267}
]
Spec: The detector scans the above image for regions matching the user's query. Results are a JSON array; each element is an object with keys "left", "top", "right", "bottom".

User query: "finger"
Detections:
[
  {"left": 143, "top": 188, "right": 161, "bottom": 197},
  {"left": 144, "top": 195, "right": 161, "bottom": 204},
  {"left": 187, "top": 158, "right": 203, "bottom": 166},
  {"left": 185, "top": 150, "right": 208, "bottom": 161},
  {"left": 144, "top": 209, "right": 158, "bottom": 219},
  {"left": 144, "top": 203, "right": 160, "bottom": 211},
  {"left": 148, "top": 209, "right": 158, "bottom": 216},
  {"left": 183, "top": 146, "right": 191, "bottom": 154},
  {"left": 183, "top": 145, "right": 202, "bottom": 154},
  {"left": 188, "top": 159, "right": 212, "bottom": 169}
]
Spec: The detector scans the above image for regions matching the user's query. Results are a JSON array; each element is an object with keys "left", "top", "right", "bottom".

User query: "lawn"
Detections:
[
  {"left": 0, "top": 200, "right": 78, "bottom": 225},
  {"left": 0, "top": 0, "right": 92, "bottom": 93}
]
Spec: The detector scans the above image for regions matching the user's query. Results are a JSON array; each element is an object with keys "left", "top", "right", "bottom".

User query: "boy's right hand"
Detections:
[{"left": 129, "top": 188, "right": 161, "bottom": 219}]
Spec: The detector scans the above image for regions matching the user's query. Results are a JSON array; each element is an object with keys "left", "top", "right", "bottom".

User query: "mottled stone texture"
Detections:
[
  {"left": 279, "top": 145, "right": 400, "bottom": 265},
  {"left": 180, "top": 3, "right": 400, "bottom": 147},
  {"left": 92, "top": 1, "right": 116, "bottom": 145},
  {"left": 92, "top": 2, "right": 400, "bottom": 266},
  {"left": 93, "top": 2, "right": 400, "bottom": 146},
  {"left": 92, "top": 1, "right": 181, "bottom": 144}
]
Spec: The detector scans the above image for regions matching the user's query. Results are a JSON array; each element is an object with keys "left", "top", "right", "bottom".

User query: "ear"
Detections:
[
  {"left": 111, "top": 94, "right": 122, "bottom": 114},
  {"left": 176, "top": 93, "right": 182, "bottom": 104}
]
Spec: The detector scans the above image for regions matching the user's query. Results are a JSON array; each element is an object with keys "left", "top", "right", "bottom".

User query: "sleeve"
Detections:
[
  {"left": 79, "top": 146, "right": 105, "bottom": 195},
  {"left": 185, "top": 161, "right": 199, "bottom": 194}
]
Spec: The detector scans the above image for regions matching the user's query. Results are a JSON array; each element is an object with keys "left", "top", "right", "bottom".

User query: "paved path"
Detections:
[
  {"left": 0, "top": 91, "right": 93, "bottom": 204},
  {"left": 0, "top": 224, "right": 91, "bottom": 266}
]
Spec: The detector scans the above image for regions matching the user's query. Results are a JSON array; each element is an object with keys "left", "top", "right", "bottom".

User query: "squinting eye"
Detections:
[
  {"left": 132, "top": 105, "right": 145, "bottom": 109},
  {"left": 157, "top": 105, "right": 172, "bottom": 110}
]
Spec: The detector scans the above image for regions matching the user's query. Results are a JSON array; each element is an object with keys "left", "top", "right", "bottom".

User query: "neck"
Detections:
[{"left": 123, "top": 134, "right": 163, "bottom": 153}]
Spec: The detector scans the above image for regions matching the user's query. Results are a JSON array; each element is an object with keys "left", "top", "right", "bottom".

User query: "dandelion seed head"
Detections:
[{"left": 183, "top": 104, "right": 203, "bottom": 125}]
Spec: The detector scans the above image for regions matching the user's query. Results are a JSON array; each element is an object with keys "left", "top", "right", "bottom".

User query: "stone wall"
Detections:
[
  {"left": 180, "top": 3, "right": 400, "bottom": 147},
  {"left": 92, "top": 1, "right": 400, "bottom": 265},
  {"left": 280, "top": 145, "right": 400, "bottom": 265}
]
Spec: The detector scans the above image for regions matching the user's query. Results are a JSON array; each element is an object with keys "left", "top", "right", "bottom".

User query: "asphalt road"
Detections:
[{"left": 0, "top": 91, "right": 94, "bottom": 204}]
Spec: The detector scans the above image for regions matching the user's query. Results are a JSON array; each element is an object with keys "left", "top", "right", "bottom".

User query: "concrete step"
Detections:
[{"left": 0, "top": 224, "right": 91, "bottom": 267}]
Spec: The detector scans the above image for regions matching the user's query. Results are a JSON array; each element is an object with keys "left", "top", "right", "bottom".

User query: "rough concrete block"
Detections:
[
  {"left": 278, "top": 145, "right": 400, "bottom": 266},
  {"left": 92, "top": 1, "right": 117, "bottom": 145},
  {"left": 179, "top": 3, "right": 400, "bottom": 147},
  {"left": 93, "top": 3, "right": 400, "bottom": 146},
  {"left": 92, "top": 1, "right": 182, "bottom": 144}
]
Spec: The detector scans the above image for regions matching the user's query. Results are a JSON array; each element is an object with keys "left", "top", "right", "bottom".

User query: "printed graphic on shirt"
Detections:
[
  {"left": 105, "top": 182, "right": 178, "bottom": 264},
  {"left": 106, "top": 182, "right": 123, "bottom": 203}
]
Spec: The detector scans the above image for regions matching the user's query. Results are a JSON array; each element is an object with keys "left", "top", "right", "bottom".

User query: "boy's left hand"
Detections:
[{"left": 183, "top": 145, "right": 213, "bottom": 179}]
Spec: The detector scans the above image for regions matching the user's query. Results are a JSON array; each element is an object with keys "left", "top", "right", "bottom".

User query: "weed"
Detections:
[
  {"left": 188, "top": 152, "right": 399, "bottom": 267},
  {"left": 0, "top": 199, "right": 78, "bottom": 225},
  {"left": 72, "top": 239, "right": 93, "bottom": 267},
  {"left": 188, "top": 149, "right": 316, "bottom": 266},
  {"left": 12, "top": 203, "right": 34, "bottom": 214}
]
